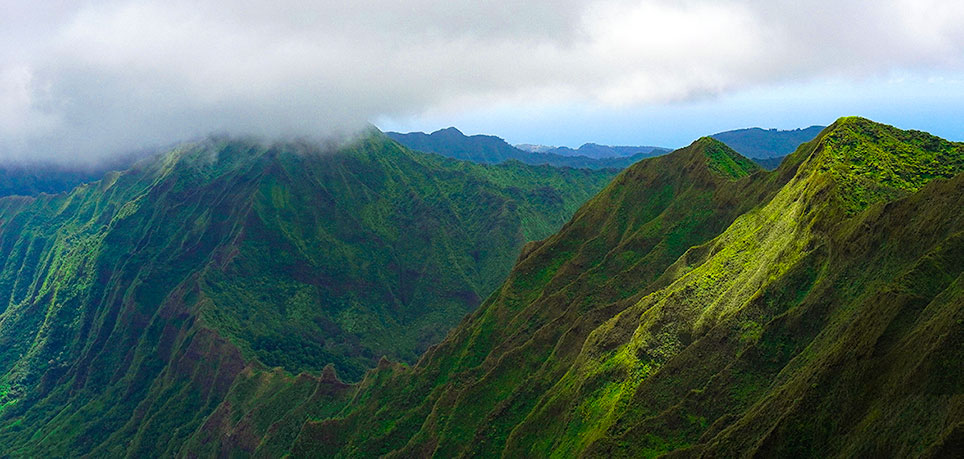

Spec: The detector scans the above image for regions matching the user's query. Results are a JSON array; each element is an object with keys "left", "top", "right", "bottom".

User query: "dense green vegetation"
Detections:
[
  {"left": 712, "top": 125, "right": 824, "bottom": 159},
  {"left": 387, "top": 127, "right": 664, "bottom": 169},
  {"left": 1, "top": 117, "right": 961, "bottom": 457},
  {"left": 0, "top": 130, "right": 614, "bottom": 455}
]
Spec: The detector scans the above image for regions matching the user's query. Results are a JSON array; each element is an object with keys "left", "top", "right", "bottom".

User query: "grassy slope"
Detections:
[
  {"left": 0, "top": 132, "right": 615, "bottom": 456},
  {"left": 285, "top": 137, "right": 776, "bottom": 457},
  {"left": 287, "top": 118, "right": 962, "bottom": 457},
  {"left": 516, "top": 117, "right": 963, "bottom": 457},
  {"left": 200, "top": 134, "right": 616, "bottom": 380},
  {"left": 2, "top": 117, "right": 959, "bottom": 457}
]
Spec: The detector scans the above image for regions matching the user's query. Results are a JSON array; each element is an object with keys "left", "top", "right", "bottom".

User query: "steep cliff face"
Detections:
[
  {"left": 506, "top": 117, "right": 963, "bottom": 457},
  {"left": 288, "top": 136, "right": 782, "bottom": 457},
  {"left": 288, "top": 118, "right": 962, "bottom": 458},
  {"left": 2, "top": 118, "right": 960, "bottom": 457},
  {"left": 0, "top": 132, "right": 614, "bottom": 456}
]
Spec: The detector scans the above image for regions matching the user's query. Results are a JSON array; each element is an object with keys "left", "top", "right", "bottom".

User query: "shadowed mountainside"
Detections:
[
  {"left": 1, "top": 118, "right": 961, "bottom": 457},
  {"left": 285, "top": 118, "right": 960, "bottom": 457},
  {"left": 294, "top": 118, "right": 964, "bottom": 457},
  {"left": 0, "top": 130, "right": 615, "bottom": 456}
]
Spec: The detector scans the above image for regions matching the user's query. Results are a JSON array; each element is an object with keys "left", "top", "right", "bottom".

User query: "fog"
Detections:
[{"left": 2, "top": 0, "right": 962, "bottom": 164}]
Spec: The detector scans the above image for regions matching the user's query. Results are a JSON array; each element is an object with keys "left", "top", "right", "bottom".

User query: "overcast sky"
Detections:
[{"left": 2, "top": 0, "right": 962, "bottom": 162}]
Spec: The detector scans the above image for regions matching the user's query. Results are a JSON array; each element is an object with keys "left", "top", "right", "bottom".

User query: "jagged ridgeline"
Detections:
[
  {"left": 289, "top": 117, "right": 960, "bottom": 457},
  {"left": 1, "top": 117, "right": 961, "bottom": 457},
  {"left": 0, "top": 130, "right": 616, "bottom": 455}
]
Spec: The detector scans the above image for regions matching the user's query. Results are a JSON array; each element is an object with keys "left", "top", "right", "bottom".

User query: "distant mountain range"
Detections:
[
  {"left": 0, "top": 165, "right": 105, "bottom": 197},
  {"left": 0, "top": 150, "right": 154, "bottom": 198},
  {"left": 0, "top": 126, "right": 820, "bottom": 200},
  {"left": 516, "top": 142, "right": 668, "bottom": 159},
  {"left": 391, "top": 126, "right": 822, "bottom": 173},
  {"left": 387, "top": 127, "right": 669, "bottom": 170},
  {"left": 3, "top": 118, "right": 961, "bottom": 456},
  {"left": 711, "top": 125, "right": 825, "bottom": 159},
  {"left": 748, "top": 155, "right": 786, "bottom": 170},
  {"left": 284, "top": 118, "right": 963, "bottom": 457}
]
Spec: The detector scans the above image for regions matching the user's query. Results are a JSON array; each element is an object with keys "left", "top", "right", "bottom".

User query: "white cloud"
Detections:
[{"left": 1, "top": 0, "right": 962, "bottom": 162}]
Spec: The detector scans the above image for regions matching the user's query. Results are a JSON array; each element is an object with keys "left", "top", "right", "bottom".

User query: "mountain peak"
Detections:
[
  {"left": 693, "top": 136, "right": 761, "bottom": 179},
  {"left": 433, "top": 126, "right": 465, "bottom": 136},
  {"left": 803, "top": 117, "right": 963, "bottom": 212}
]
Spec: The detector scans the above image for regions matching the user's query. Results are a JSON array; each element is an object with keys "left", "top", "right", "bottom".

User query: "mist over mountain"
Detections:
[
  {"left": 287, "top": 117, "right": 964, "bottom": 457},
  {"left": 3, "top": 0, "right": 963, "bottom": 455},
  {"left": 0, "top": 131, "right": 615, "bottom": 455},
  {"left": 0, "top": 149, "right": 158, "bottom": 198},
  {"left": 1, "top": 117, "right": 960, "bottom": 456}
]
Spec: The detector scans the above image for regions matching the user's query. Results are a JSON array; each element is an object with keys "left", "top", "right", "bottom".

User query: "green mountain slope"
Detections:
[
  {"left": 278, "top": 117, "right": 961, "bottom": 457},
  {"left": 712, "top": 125, "right": 824, "bottom": 159},
  {"left": 284, "top": 136, "right": 782, "bottom": 457},
  {"left": 3, "top": 117, "right": 961, "bottom": 457},
  {"left": 0, "top": 131, "right": 614, "bottom": 456},
  {"left": 387, "top": 128, "right": 664, "bottom": 170},
  {"left": 503, "top": 117, "right": 963, "bottom": 457}
]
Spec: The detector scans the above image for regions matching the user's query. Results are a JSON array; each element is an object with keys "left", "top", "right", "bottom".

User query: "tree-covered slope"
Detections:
[
  {"left": 0, "top": 131, "right": 614, "bottom": 456},
  {"left": 387, "top": 127, "right": 658, "bottom": 170},
  {"left": 282, "top": 136, "right": 779, "bottom": 457},
  {"left": 281, "top": 117, "right": 962, "bottom": 457},
  {"left": 3, "top": 117, "right": 961, "bottom": 457},
  {"left": 504, "top": 117, "right": 963, "bottom": 457}
]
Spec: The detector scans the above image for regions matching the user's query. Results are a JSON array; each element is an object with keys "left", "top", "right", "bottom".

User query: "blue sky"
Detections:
[
  {"left": 378, "top": 73, "right": 964, "bottom": 148},
  {"left": 2, "top": 0, "right": 962, "bottom": 162}
]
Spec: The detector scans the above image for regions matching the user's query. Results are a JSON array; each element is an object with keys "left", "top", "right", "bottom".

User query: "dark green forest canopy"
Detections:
[
  {"left": 290, "top": 118, "right": 962, "bottom": 457},
  {"left": 0, "top": 117, "right": 961, "bottom": 457},
  {"left": 0, "top": 131, "right": 615, "bottom": 456}
]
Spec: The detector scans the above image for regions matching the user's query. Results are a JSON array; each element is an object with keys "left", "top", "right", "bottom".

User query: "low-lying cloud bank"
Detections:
[{"left": 1, "top": 0, "right": 962, "bottom": 163}]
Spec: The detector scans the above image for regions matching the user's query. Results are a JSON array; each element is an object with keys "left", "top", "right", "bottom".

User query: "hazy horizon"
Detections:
[{"left": 3, "top": 0, "right": 962, "bottom": 163}]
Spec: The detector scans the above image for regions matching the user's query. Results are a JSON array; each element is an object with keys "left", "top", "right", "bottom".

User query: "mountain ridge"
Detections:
[
  {"left": 1, "top": 117, "right": 961, "bottom": 457},
  {"left": 0, "top": 131, "right": 616, "bottom": 455},
  {"left": 517, "top": 141, "right": 669, "bottom": 159},
  {"left": 288, "top": 117, "right": 963, "bottom": 457},
  {"left": 288, "top": 136, "right": 788, "bottom": 457}
]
